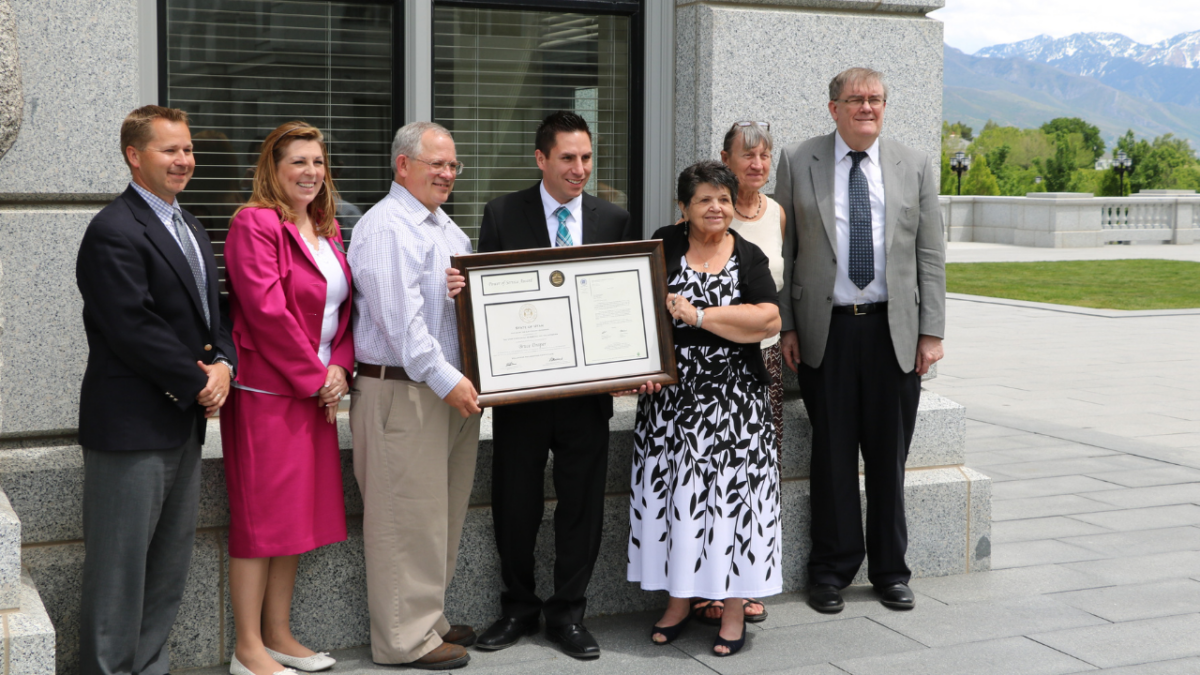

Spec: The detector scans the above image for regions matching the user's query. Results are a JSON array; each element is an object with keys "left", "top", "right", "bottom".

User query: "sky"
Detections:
[{"left": 931, "top": 0, "right": 1200, "bottom": 55}]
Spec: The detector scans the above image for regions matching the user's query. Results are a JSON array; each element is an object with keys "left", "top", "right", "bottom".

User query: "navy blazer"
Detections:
[
  {"left": 76, "top": 185, "right": 235, "bottom": 451},
  {"left": 477, "top": 183, "right": 639, "bottom": 419}
]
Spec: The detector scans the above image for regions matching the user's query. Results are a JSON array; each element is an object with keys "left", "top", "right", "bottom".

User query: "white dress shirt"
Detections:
[
  {"left": 832, "top": 133, "right": 888, "bottom": 305},
  {"left": 348, "top": 182, "right": 473, "bottom": 399},
  {"left": 540, "top": 181, "right": 583, "bottom": 247}
]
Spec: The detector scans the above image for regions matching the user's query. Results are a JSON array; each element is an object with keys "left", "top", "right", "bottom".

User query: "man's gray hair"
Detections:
[
  {"left": 390, "top": 121, "right": 452, "bottom": 168},
  {"left": 828, "top": 67, "right": 889, "bottom": 102}
]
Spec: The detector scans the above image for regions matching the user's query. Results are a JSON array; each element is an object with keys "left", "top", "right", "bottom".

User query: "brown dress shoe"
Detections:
[
  {"left": 406, "top": 643, "right": 469, "bottom": 670},
  {"left": 442, "top": 625, "right": 477, "bottom": 647}
]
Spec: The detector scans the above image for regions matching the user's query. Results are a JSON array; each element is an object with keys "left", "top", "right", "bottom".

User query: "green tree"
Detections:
[
  {"left": 1117, "top": 131, "right": 1197, "bottom": 192},
  {"left": 1096, "top": 168, "right": 1129, "bottom": 196},
  {"left": 1042, "top": 132, "right": 1076, "bottom": 192},
  {"left": 1172, "top": 165, "right": 1200, "bottom": 191},
  {"left": 1040, "top": 118, "right": 1106, "bottom": 163},
  {"left": 961, "top": 155, "right": 1001, "bottom": 196},
  {"left": 942, "top": 120, "right": 974, "bottom": 142}
]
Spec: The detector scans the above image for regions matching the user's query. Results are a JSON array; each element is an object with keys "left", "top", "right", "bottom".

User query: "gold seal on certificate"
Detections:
[{"left": 452, "top": 241, "right": 677, "bottom": 407}]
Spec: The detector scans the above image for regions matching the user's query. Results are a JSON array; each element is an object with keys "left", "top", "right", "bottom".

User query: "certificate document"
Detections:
[
  {"left": 576, "top": 271, "right": 649, "bottom": 365},
  {"left": 452, "top": 241, "right": 677, "bottom": 407},
  {"left": 483, "top": 297, "right": 577, "bottom": 377}
]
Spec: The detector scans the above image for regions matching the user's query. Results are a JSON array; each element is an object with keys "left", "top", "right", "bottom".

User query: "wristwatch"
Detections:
[
  {"left": 215, "top": 356, "right": 235, "bottom": 378},
  {"left": 694, "top": 306, "right": 705, "bottom": 329}
]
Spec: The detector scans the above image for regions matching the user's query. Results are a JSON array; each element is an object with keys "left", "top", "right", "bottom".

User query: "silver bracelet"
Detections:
[{"left": 695, "top": 306, "right": 705, "bottom": 329}]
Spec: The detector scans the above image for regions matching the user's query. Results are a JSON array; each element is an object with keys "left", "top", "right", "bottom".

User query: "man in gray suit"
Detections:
[{"left": 776, "top": 67, "right": 945, "bottom": 613}]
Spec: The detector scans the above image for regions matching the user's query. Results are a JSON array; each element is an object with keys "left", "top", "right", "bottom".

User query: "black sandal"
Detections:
[
  {"left": 650, "top": 612, "right": 692, "bottom": 645},
  {"left": 743, "top": 598, "right": 768, "bottom": 623},
  {"left": 713, "top": 623, "right": 746, "bottom": 657},
  {"left": 690, "top": 599, "right": 723, "bottom": 627}
]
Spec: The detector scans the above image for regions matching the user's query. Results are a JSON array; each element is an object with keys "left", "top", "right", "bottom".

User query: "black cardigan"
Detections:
[{"left": 652, "top": 223, "right": 779, "bottom": 386}]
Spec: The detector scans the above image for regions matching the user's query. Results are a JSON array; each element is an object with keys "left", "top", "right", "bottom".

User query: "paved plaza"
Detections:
[{"left": 188, "top": 244, "right": 1200, "bottom": 674}]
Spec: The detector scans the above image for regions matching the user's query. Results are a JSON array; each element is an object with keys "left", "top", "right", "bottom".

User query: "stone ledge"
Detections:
[
  {"left": 4, "top": 569, "right": 57, "bottom": 675},
  {"left": 0, "top": 489, "right": 22, "bottom": 610},
  {"left": 23, "top": 467, "right": 987, "bottom": 674},
  {"left": 1, "top": 389, "right": 964, "bottom": 544}
]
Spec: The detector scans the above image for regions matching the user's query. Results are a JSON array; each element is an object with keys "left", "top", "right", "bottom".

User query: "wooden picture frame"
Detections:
[{"left": 452, "top": 240, "right": 678, "bottom": 407}]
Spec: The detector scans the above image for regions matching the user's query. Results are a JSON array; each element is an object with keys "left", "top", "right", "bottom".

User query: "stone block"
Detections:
[
  {"left": 0, "top": 488, "right": 22, "bottom": 609},
  {"left": 0, "top": 0, "right": 22, "bottom": 162},
  {"left": 677, "top": 0, "right": 945, "bottom": 13},
  {"left": 0, "top": 0, "right": 138, "bottom": 197},
  {"left": 965, "top": 467, "right": 992, "bottom": 572},
  {"left": 834, "top": 635, "right": 1094, "bottom": 675},
  {"left": 1030, "top": 613, "right": 1200, "bottom": 670},
  {"left": 0, "top": 209, "right": 94, "bottom": 437},
  {"left": 869, "top": 595, "right": 1107, "bottom": 648},
  {"left": 21, "top": 543, "right": 83, "bottom": 675},
  {"left": 5, "top": 569, "right": 57, "bottom": 675},
  {"left": 1053, "top": 578, "right": 1200, "bottom": 623},
  {"left": 676, "top": 4, "right": 943, "bottom": 195}
]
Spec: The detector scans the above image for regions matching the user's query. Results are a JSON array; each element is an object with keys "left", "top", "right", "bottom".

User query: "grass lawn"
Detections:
[{"left": 946, "top": 259, "right": 1200, "bottom": 310}]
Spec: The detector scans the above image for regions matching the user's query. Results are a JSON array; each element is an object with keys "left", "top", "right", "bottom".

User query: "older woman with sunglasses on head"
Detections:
[{"left": 220, "top": 121, "right": 353, "bottom": 675}]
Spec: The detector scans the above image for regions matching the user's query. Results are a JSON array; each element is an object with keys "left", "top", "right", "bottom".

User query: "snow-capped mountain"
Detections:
[{"left": 976, "top": 30, "right": 1200, "bottom": 74}]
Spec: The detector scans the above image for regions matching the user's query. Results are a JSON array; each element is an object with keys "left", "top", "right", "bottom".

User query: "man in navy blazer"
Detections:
[
  {"left": 473, "top": 111, "right": 639, "bottom": 659},
  {"left": 75, "top": 105, "right": 234, "bottom": 675}
]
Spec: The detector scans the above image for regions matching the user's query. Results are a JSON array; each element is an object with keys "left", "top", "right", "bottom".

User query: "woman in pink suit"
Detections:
[{"left": 220, "top": 121, "right": 352, "bottom": 675}]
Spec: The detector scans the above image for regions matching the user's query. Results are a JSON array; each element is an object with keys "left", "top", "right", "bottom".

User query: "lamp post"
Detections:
[
  {"left": 950, "top": 151, "right": 971, "bottom": 196},
  {"left": 1113, "top": 151, "right": 1133, "bottom": 196}
]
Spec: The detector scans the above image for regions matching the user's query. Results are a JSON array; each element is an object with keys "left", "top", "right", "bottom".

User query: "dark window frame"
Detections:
[{"left": 431, "top": 0, "right": 645, "bottom": 233}]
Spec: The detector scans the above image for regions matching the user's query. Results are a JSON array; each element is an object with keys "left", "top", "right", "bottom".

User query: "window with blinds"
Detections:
[
  {"left": 164, "top": 0, "right": 396, "bottom": 279},
  {"left": 433, "top": 4, "right": 632, "bottom": 242}
]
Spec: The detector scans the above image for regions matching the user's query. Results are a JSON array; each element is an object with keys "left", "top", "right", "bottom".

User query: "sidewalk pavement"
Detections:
[{"left": 187, "top": 245, "right": 1200, "bottom": 674}]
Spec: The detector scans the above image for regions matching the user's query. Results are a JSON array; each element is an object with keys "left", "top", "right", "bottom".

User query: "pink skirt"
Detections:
[{"left": 220, "top": 388, "right": 347, "bottom": 558}]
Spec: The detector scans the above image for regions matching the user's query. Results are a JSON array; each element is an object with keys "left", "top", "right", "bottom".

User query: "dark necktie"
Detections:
[
  {"left": 848, "top": 150, "right": 874, "bottom": 290},
  {"left": 172, "top": 208, "right": 211, "bottom": 327}
]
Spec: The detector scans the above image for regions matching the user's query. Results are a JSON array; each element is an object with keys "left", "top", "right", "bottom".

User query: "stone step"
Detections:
[
  {"left": 19, "top": 466, "right": 989, "bottom": 672},
  {"left": 3, "top": 569, "right": 57, "bottom": 675},
  {"left": 0, "top": 488, "right": 22, "bottom": 610},
  {"left": 0, "top": 390, "right": 967, "bottom": 544}
]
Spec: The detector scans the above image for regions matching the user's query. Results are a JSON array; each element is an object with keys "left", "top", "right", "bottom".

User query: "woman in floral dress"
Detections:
[{"left": 628, "top": 161, "right": 782, "bottom": 657}]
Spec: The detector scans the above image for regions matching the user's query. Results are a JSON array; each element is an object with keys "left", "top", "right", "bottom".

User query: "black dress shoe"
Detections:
[
  {"left": 807, "top": 584, "right": 845, "bottom": 614},
  {"left": 545, "top": 623, "right": 600, "bottom": 660},
  {"left": 876, "top": 582, "right": 915, "bottom": 610},
  {"left": 475, "top": 616, "right": 539, "bottom": 651}
]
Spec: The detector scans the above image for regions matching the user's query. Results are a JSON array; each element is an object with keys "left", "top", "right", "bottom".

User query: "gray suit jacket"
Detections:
[{"left": 776, "top": 132, "right": 945, "bottom": 373}]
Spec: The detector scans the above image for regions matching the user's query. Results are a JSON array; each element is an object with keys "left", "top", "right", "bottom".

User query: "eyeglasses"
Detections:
[
  {"left": 835, "top": 96, "right": 886, "bottom": 109},
  {"left": 734, "top": 121, "right": 771, "bottom": 131},
  {"left": 411, "top": 157, "right": 466, "bottom": 175}
]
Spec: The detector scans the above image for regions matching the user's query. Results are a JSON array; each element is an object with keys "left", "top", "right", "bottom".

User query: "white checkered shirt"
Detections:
[
  {"left": 129, "top": 181, "right": 207, "bottom": 295},
  {"left": 348, "top": 182, "right": 472, "bottom": 399}
]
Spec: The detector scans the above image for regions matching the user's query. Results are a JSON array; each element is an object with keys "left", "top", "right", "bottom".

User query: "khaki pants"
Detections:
[{"left": 351, "top": 376, "right": 480, "bottom": 663}]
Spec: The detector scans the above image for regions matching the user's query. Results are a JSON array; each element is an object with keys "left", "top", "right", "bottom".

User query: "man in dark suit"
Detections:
[
  {"left": 473, "top": 111, "right": 639, "bottom": 659},
  {"left": 75, "top": 105, "right": 234, "bottom": 675},
  {"left": 775, "top": 68, "right": 946, "bottom": 613}
]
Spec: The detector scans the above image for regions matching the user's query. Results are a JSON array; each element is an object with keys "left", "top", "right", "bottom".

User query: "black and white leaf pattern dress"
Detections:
[{"left": 627, "top": 252, "right": 781, "bottom": 598}]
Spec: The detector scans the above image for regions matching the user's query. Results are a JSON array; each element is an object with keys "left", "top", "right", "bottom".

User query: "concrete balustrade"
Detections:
[{"left": 940, "top": 192, "right": 1200, "bottom": 247}]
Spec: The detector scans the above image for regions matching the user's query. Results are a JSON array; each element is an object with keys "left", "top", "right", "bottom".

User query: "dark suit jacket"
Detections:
[
  {"left": 477, "top": 183, "right": 639, "bottom": 419},
  {"left": 76, "top": 185, "right": 235, "bottom": 451}
]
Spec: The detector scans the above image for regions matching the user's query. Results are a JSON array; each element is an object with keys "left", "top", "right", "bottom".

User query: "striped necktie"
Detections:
[
  {"left": 172, "top": 208, "right": 211, "bottom": 327},
  {"left": 848, "top": 151, "right": 874, "bottom": 290},
  {"left": 554, "top": 206, "right": 573, "bottom": 247}
]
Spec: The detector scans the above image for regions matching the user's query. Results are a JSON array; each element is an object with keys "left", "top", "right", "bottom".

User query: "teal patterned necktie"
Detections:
[{"left": 554, "top": 206, "right": 573, "bottom": 247}]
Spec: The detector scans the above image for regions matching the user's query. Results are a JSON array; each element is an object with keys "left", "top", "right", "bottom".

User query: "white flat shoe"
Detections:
[
  {"left": 230, "top": 654, "right": 300, "bottom": 675},
  {"left": 264, "top": 647, "right": 336, "bottom": 672}
]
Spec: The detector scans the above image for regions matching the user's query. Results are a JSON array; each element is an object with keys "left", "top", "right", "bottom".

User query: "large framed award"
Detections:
[{"left": 451, "top": 241, "right": 678, "bottom": 407}]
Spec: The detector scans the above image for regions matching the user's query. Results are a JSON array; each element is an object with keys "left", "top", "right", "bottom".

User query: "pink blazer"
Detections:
[{"left": 224, "top": 207, "right": 354, "bottom": 398}]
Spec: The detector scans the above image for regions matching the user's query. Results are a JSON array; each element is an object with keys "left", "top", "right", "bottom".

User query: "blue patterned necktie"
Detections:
[
  {"left": 172, "top": 208, "right": 211, "bottom": 327},
  {"left": 554, "top": 205, "right": 573, "bottom": 247},
  {"left": 848, "top": 151, "right": 874, "bottom": 290}
]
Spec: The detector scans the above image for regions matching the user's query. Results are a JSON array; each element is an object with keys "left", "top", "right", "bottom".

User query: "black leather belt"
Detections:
[
  {"left": 832, "top": 301, "right": 887, "bottom": 316},
  {"left": 356, "top": 363, "right": 412, "bottom": 381}
]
